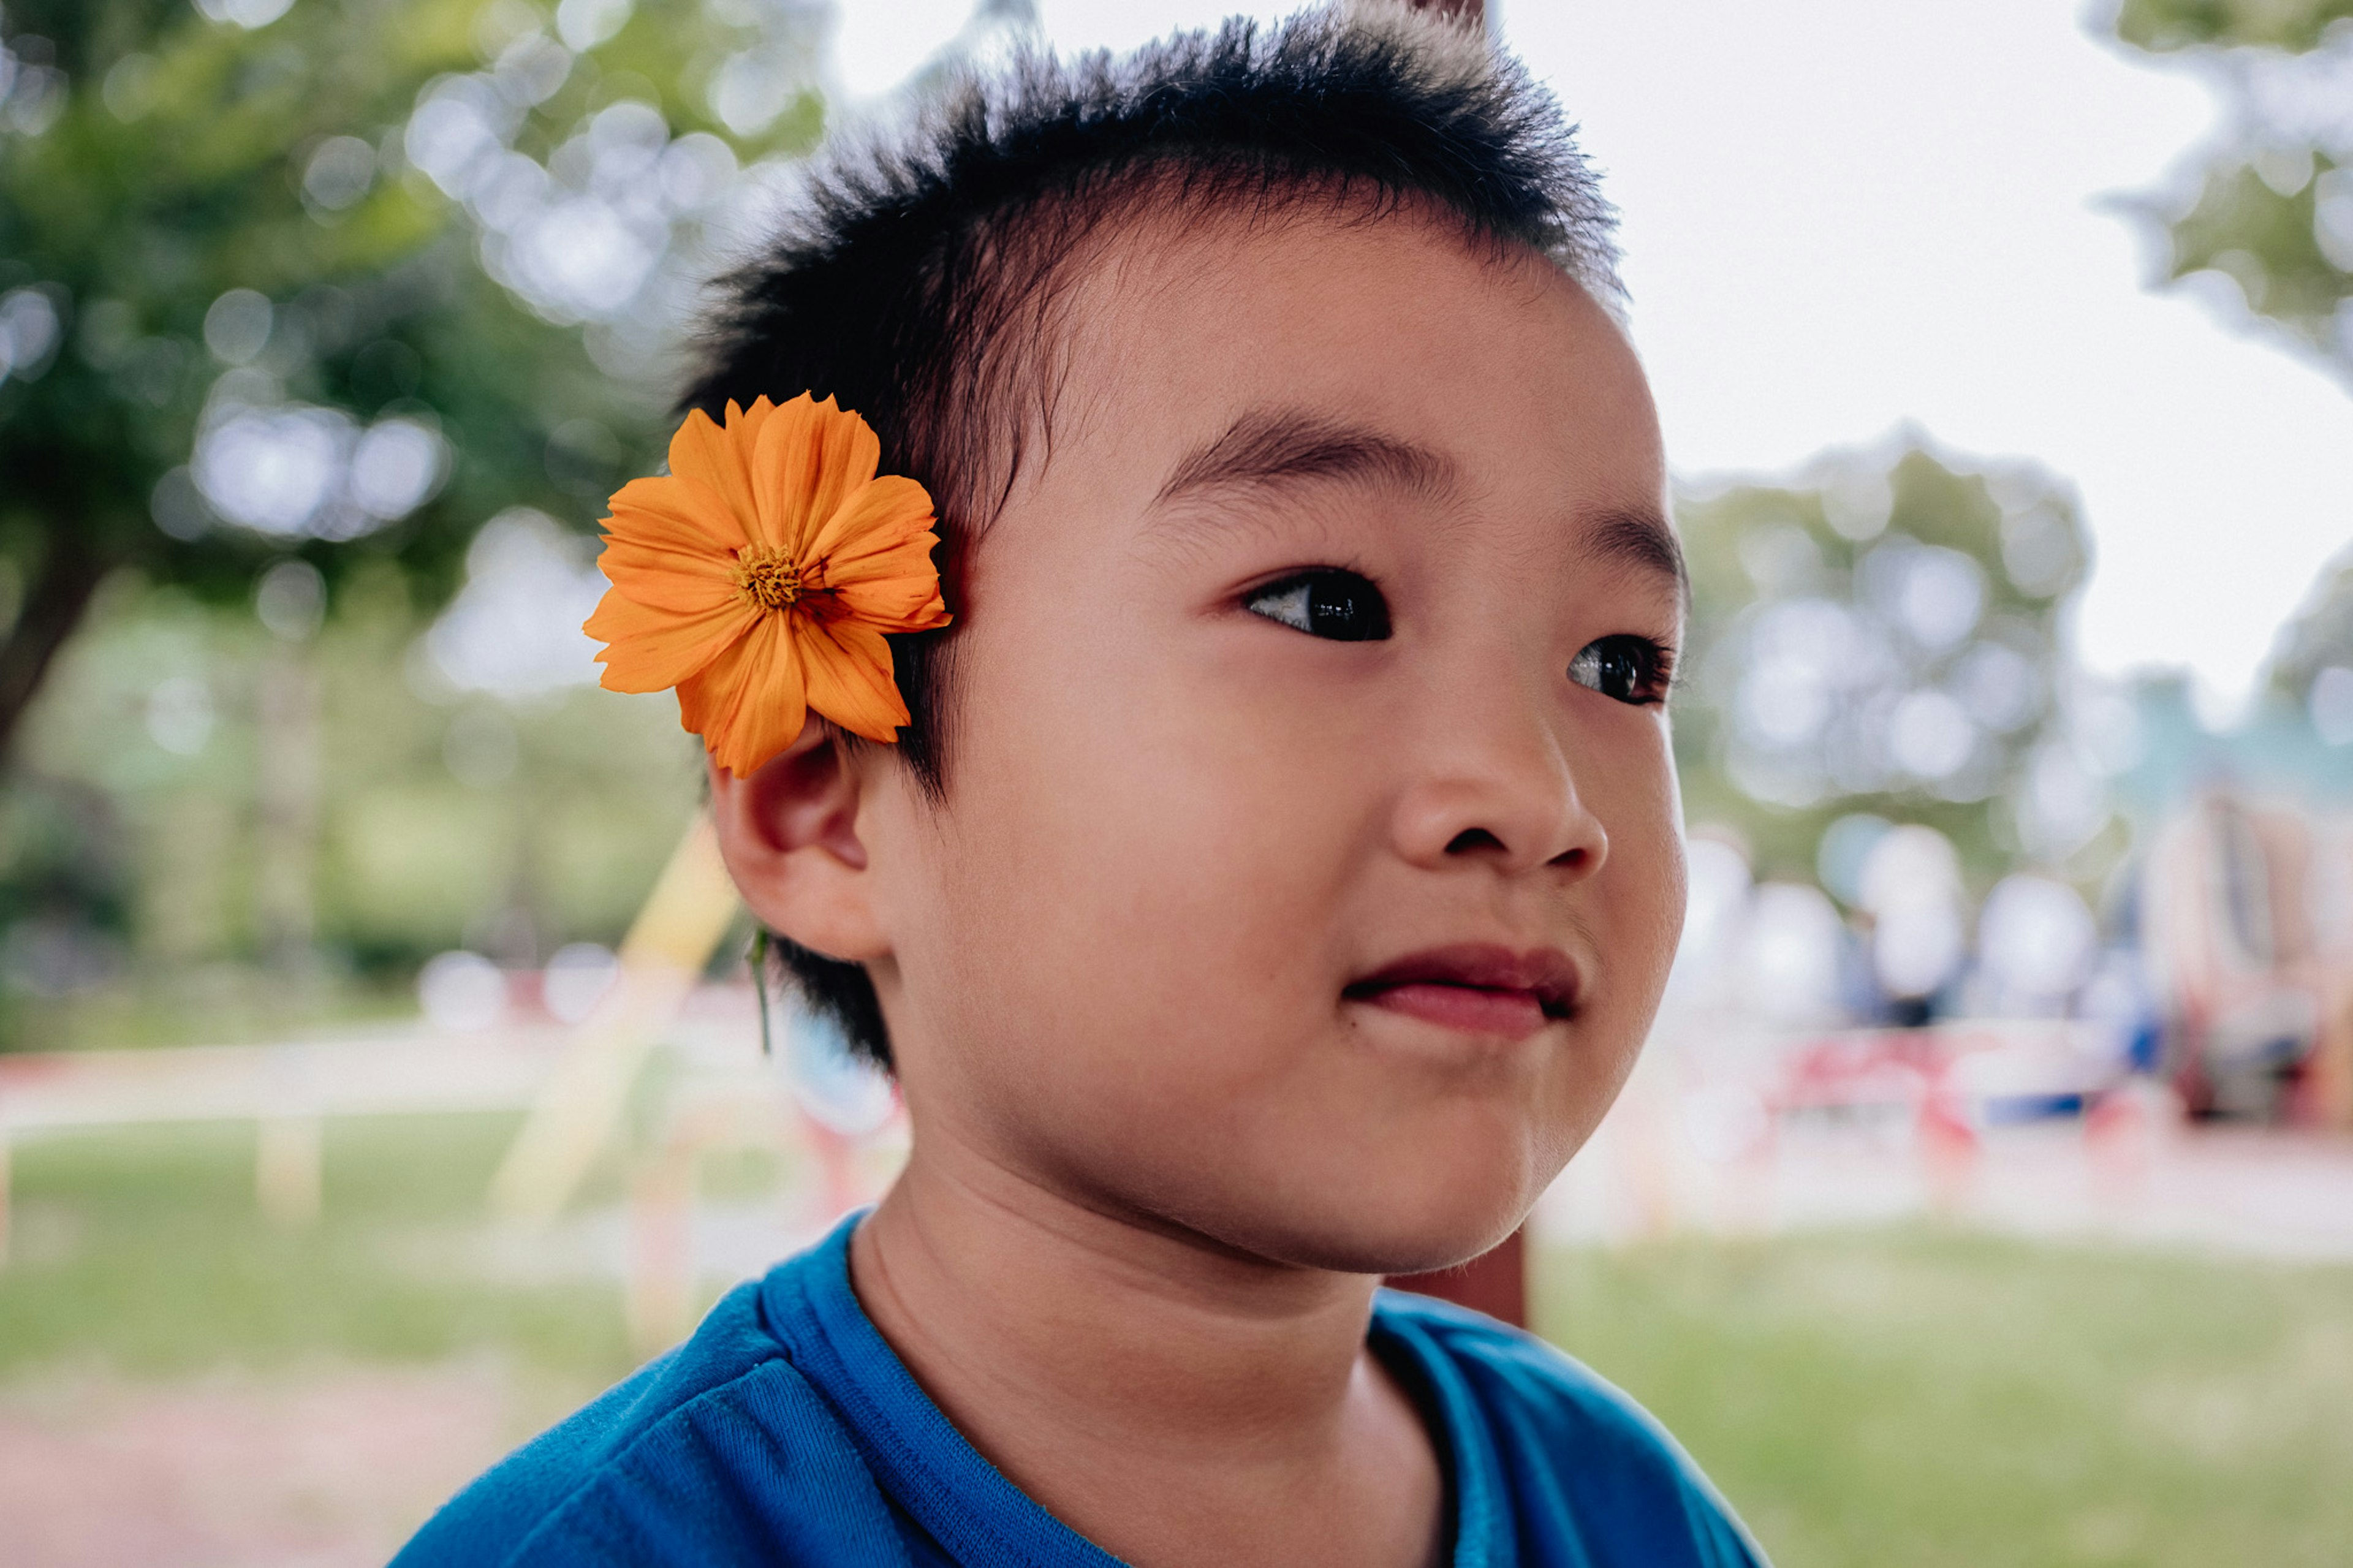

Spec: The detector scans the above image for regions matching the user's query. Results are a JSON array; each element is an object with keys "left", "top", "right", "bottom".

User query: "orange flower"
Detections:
[{"left": 584, "top": 394, "right": 950, "bottom": 775}]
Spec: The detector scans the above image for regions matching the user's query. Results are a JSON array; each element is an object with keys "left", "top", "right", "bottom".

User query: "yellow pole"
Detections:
[
  {"left": 490, "top": 813, "right": 742, "bottom": 1222},
  {"left": 257, "top": 1112, "right": 323, "bottom": 1230}
]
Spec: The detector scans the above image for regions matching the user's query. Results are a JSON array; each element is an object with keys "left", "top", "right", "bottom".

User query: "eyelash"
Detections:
[{"left": 1242, "top": 568, "right": 1677, "bottom": 706}]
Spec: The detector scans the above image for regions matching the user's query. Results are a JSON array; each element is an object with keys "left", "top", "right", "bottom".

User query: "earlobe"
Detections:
[{"left": 707, "top": 718, "right": 888, "bottom": 963}]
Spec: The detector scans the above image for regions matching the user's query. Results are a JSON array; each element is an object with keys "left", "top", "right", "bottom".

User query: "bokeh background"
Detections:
[{"left": 2, "top": 1, "right": 2352, "bottom": 1563}]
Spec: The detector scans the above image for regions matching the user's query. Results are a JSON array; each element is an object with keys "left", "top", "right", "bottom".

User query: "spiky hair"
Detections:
[{"left": 689, "top": 4, "right": 1619, "bottom": 1069}]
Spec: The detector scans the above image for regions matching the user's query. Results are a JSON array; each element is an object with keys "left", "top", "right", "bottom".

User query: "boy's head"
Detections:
[{"left": 700, "top": 6, "right": 1686, "bottom": 1274}]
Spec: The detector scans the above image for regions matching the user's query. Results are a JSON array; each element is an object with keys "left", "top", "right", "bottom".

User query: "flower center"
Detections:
[{"left": 737, "top": 548, "right": 805, "bottom": 612}]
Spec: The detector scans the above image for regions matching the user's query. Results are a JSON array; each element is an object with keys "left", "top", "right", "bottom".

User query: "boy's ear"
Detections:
[{"left": 706, "top": 719, "right": 889, "bottom": 964}]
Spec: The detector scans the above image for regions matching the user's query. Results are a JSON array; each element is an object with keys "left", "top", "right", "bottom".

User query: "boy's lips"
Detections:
[{"left": 1343, "top": 942, "right": 1582, "bottom": 1040}]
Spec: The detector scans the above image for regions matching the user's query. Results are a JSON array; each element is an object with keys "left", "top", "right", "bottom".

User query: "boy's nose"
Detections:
[{"left": 1387, "top": 681, "right": 1608, "bottom": 882}]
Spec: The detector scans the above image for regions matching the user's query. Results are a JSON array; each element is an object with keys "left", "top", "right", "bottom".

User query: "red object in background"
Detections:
[{"left": 1388, "top": 1225, "right": 1527, "bottom": 1327}]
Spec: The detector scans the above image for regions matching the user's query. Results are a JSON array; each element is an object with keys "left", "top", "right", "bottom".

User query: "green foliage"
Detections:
[
  {"left": 0, "top": 0, "right": 828, "bottom": 746},
  {"left": 2106, "top": 0, "right": 2353, "bottom": 387},
  {"left": 2265, "top": 549, "right": 2353, "bottom": 699},
  {"left": 0, "top": 0, "right": 839, "bottom": 1039},
  {"left": 2148, "top": 153, "right": 2351, "bottom": 376},
  {"left": 2113, "top": 0, "right": 2353, "bottom": 52},
  {"left": 1541, "top": 1230, "right": 2353, "bottom": 1568},
  {"left": 1672, "top": 443, "right": 2101, "bottom": 889},
  {"left": 4, "top": 0, "right": 588, "bottom": 601},
  {"left": 2105, "top": 1, "right": 2353, "bottom": 728},
  {"left": 0, "top": 559, "right": 702, "bottom": 1045}
]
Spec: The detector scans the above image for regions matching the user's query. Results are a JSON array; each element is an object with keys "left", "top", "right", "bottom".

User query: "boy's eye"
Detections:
[
  {"left": 1243, "top": 569, "right": 1392, "bottom": 642},
  {"left": 1568, "top": 635, "right": 1674, "bottom": 706}
]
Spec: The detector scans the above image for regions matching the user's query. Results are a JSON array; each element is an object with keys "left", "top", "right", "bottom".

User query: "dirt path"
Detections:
[{"left": 0, "top": 1360, "right": 561, "bottom": 1568}]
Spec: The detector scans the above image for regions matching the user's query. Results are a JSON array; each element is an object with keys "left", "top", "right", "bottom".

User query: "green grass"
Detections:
[
  {"left": 6, "top": 1119, "right": 2351, "bottom": 1566},
  {"left": 1538, "top": 1230, "right": 2353, "bottom": 1567},
  {"left": 0, "top": 1113, "right": 633, "bottom": 1384}
]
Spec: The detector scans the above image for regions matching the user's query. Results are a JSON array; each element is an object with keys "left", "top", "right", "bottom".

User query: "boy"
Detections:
[{"left": 400, "top": 7, "right": 1764, "bottom": 1565}]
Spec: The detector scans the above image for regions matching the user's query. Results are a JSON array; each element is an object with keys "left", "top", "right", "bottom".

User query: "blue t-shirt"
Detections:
[{"left": 397, "top": 1214, "right": 1766, "bottom": 1566}]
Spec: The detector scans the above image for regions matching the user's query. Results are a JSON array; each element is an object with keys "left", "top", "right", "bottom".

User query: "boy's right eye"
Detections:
[{"left": 1243, "top": 569, "right": 1392, "bottom": 642}]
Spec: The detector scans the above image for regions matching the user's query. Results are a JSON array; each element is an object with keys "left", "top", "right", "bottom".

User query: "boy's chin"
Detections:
[
  {"left": 1198, "top": 1170, "right": 1545, "bottom": 1281},
  {"left": 1243, "top": 1216, "right": 1527, "bottom": 1282}
]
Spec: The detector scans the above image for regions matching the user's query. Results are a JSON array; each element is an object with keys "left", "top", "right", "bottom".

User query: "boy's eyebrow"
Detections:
[
  {"left": 1152, "top": 406, "right": 1689, "bottom": 604},
  {"left": 1153, "top": 408, "right": 1457, "bottom": 507},
  {"left": 1583, "top": 506, "right": 1690, "bottom": 607}
]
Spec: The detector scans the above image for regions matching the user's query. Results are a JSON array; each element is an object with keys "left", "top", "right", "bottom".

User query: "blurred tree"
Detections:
[
  {"left": 1672, "top": 441, "right": 2112, "bottom": 895},
  {"left": 2265, "top": 548, "right": 2353, "bottom": 718},
  {"left": 2107, "top": 0, "right": 2353, "bottom": 387},
  {"left": 4, "top": 556, "right": 703, "bottom": 1045},
  {"left": 0, "top": 0, "right": 829, "bottom": 757}
]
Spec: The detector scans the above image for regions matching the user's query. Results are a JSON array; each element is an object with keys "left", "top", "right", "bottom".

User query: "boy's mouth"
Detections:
[{"left": 1342, "top": 943, "right": 1581, "bottom": 1040}]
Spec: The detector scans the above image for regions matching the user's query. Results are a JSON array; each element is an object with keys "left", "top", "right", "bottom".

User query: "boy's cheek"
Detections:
[
  {"left": 926, "top": 732, "right": 1363, "bottom": 1045},
  {"left": 885, "top": 715, "right": 1366, "bottom": 1104},
  {"left": 1594, "top": 747, "right": 1690, "bottom": 969}
]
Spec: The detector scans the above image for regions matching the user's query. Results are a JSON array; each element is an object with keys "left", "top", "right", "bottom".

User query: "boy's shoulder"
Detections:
[
  {"left": 1372, "top": 1289, "right": 1768, "bottom": 1568},
  {"left": 392, "top": 1270, "right": 909, "bottom": 1568}
]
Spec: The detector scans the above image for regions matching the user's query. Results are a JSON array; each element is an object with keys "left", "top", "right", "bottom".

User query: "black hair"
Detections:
[{"left": 688, "top": 2, "right": 1620, "bottom": 1070}]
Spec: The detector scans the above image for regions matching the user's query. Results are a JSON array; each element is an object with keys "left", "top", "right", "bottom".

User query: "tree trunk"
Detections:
[{"left": 0, "top": 531, "right": 109, "bottom": 760}]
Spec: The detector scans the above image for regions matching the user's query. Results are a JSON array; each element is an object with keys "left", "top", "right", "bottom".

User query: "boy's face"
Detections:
[{"left": 859, "top": 204, "right": 1684, "bottom": 1273}]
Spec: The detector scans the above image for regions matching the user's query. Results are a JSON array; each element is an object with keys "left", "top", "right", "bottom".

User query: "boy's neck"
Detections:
[{"left": 848, "top": 1135, "right": 1446, "bottom": 1568}]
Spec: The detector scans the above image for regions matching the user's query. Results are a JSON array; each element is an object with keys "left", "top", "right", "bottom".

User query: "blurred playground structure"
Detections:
[{"left": 2143, "top": 790, "right": 2353, "bottom": 1125}]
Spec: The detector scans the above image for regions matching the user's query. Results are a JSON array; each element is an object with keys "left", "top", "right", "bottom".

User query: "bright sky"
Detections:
[{"left": 837, "top": 0, "right": 2353, "bottom": 706}]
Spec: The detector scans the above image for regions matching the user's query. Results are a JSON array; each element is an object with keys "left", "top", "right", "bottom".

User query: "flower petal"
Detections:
[
  {"left": 678, "top": 610, "right": 809, "bottom": 776},
  {"left": 597, "top": 479, "right": 747, "bottom": 615},
  {"left": 727, "top": 395, "right": 780, "bottom": 455},
  {"left": 587, "top": 591, "right": 759, "bottom": 692},
  {"left": 806, "top": 476, "right": 950, "bottom": 630},
  {"left": 599, "top": 543, "right": 743, "bottom": 616},
  {"left": 805, "top": 399, "right": 882, "bottom": 554},
  {"left": 832, "top": 579, "right": 951, "bottom": 634},
  {"left": 796, "top": 616, "right": 909, "bottom": 743},
  {"left": 726, "top": 397, "right": 787, "bottom": 540},
  {"left": 605, "top": 472, "right": 748, "bottom": 556},
  {"left": 807, "top": 474, "right": 934, "bottom": 564},
  {"left": 667, "top": 407, "right": 761, "bottom": 542},
  {"left": 824, "top": 550, "right": 950, "bottom": 631},
  {"left": 754, "top": 395, "right": 882, "bottom": 557},
  {"left": 743, "top": 395, "right": 814, "bottom": 551}
]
